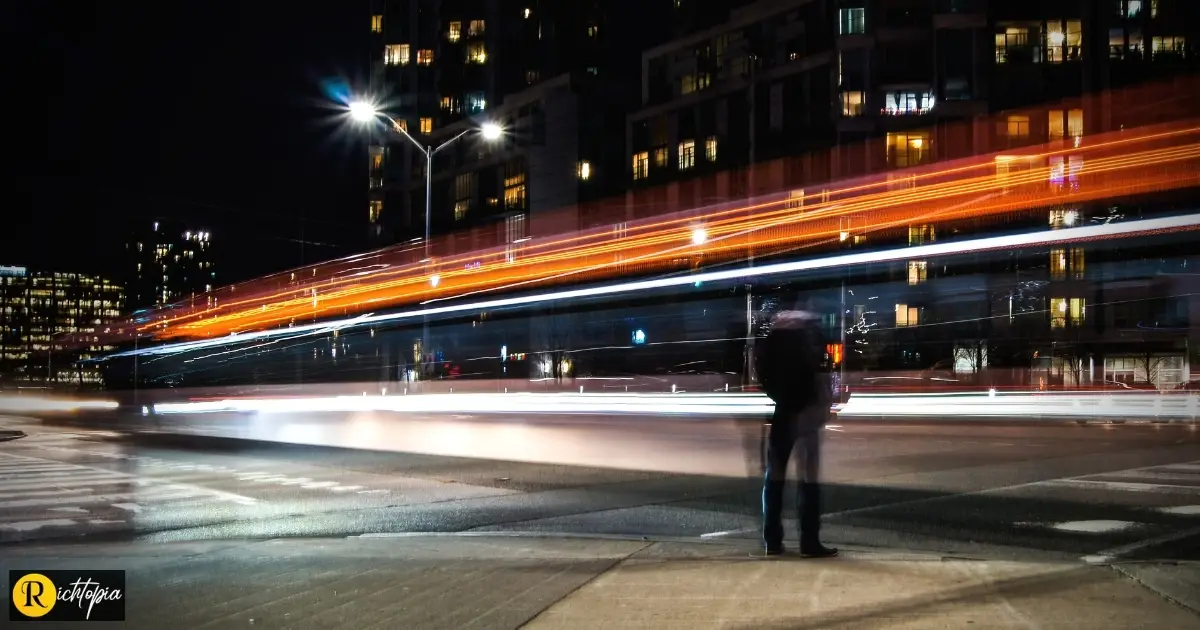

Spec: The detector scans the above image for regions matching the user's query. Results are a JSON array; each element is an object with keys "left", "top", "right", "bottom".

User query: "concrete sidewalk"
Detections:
[{"left": 3, "top": 535, "right": 1198, "bottom": 629}]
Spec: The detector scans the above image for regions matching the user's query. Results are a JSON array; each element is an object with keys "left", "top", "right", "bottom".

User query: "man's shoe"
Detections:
[{"left": 799, "top": 542, "right": 838, "bottom": 558}]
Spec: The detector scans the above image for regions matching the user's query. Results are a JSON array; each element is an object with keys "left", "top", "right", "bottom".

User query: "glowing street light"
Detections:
[
  {"left": 348, "top": 100, "right": 377, "bottom": 123},
  {"left": 480, "top": 122, "right": 503, "bottom": 141}
]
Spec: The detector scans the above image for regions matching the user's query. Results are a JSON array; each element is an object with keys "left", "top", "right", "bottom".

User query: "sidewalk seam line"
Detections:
[
  {"left": 515, "top": 540, "right": 653, "bottom": 629},
  {"left": 1111, "top": 564, "right": 1200, "bottom": 618}
]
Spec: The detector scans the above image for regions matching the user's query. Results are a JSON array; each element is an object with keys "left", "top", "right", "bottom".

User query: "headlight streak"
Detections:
[
  {"left": 149, "top": 391, "right": 1200, "bottom": 420},
  {"left": 108, "top": 213, "right": 1200, "bottom": 360}
]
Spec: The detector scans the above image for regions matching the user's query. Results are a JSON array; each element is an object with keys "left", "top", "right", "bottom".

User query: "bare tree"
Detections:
[
  {"left": 1132, "top": 351, "right": 1168, "bottom": 387},
  {"left": 1055, "top": 348, "right": 1087, "bottom": 388}
]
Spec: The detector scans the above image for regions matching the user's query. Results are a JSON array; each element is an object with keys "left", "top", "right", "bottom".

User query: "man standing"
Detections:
[{"left": 755, "top": 308, "right": 838, "bottom": 558}]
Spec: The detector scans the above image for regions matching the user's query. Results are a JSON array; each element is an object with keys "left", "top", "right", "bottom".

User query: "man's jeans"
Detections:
[{"left": 762, "top": 406, "right": 824, "bottom": 548}]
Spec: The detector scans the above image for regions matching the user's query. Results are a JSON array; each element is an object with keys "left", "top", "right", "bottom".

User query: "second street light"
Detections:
[
  {"left": 348, "top": 100, "right": 502, "bottom": 258},
  {"left": 349, "top": 99, "right": 503, "bottom": 379}
]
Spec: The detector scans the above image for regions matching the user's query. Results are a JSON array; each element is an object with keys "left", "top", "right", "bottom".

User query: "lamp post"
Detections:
[{"left": 349, "top": 100, "right": 503, "bottom": 379}]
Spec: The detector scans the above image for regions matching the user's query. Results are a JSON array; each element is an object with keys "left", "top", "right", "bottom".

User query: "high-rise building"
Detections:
[
  {"left": 623, "top": 0, "right": 1200, "bottom": 387},
  {"left": 126, "top": 219, "right": 216, "bottom": 310},
  {"left": 0, "top": 265, "right": 124, "bottom": 387},
  {"left": 626, "top": 0, "right": 1199, "bottom": 195},
  {"left": 364, "top": 0, "right": 675, "bottom": 245}
]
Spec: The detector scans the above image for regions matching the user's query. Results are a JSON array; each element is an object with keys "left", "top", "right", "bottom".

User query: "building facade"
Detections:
[
  {"left": 126, "top": 219, "right": 216, "bottom": 311},
  {"left": 363, "top": 0, "right": 675, "bottom": 245},
  {"left": 0, "top": 265, "right": 124, "bottom": 388},
  {"left": 627, "top": 0, "right": 1197, "bottom": 194},
  {"left": 624, "top": 0, "right": 1200, "bottom": 388}
]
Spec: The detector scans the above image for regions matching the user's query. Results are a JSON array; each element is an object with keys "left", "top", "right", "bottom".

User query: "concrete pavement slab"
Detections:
[
  {"left": 1114, "top": 562, "right": 1200, "bottom": 616},
  {"left": 524, "top": 543, "right": 1200, "bottom": 629}
]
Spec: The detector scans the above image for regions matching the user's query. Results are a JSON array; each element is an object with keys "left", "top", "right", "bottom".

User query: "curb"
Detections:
[
  {"left": 1112, "top": 563, "right": 1200, "bottom": 617},
  {"left": 0, "top": 430, "right": 26, "bottom": 442}
]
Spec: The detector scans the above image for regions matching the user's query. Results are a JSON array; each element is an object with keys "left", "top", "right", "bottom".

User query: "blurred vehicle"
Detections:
[{"left": 1174, "top": 380, "right": 1200, "bottom": 391}]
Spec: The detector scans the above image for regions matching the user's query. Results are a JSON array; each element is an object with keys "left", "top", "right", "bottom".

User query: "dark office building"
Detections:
[
  {"left": 364, "top": 0, "right": 675, "bottom": 245},
  {"left": 126, "top": 219, "right": 216, "bottom": 311}
]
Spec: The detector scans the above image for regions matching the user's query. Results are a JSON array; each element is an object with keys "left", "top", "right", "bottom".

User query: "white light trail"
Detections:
[
  {"left": 0, "top": 396, "right": 119, "bottom": 413},
  {"left": 149, "top": 390, "right": 1200, "bottom": 420},
  {"left": 110, "top": 213, "right": 1200, "bottom": 359}
]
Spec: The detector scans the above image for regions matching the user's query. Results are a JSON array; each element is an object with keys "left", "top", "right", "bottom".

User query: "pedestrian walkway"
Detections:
[
  {"left": 2, "top": 535, "right": 1196, "bottom": 629},
  {"left": 0, "top": 434, "right": 515, "bottom": 543},
  {"left": 0, "top": 451, "right": 258, "bottom": 542}
]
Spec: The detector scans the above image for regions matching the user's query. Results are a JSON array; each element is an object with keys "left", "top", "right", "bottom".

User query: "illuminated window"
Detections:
[
  {"left": 587, "top": 25, "right": 599, "bottom": 37},
  {"left": 448, "top": 21, "right": 461, "bottom": 42},
  {"left": 468, "top": 20, "right": 485, "bottom": 36},
  {"left": 1151, "top": 0, "right": 1160, "bottom": 17},
  {"left": 841, "top": 91, "right": 865, "bottom": 116},
  {"left": 369, "top": 145, "right": 384, "bottom": 171},
  {"left": 1067, "top": 108, "right": 1084, "bottom": 142},
  {"left": 1118, "top": 0, "right": 1144, "bottom": 17},
  {"left": 995, "top": 24, "right": 1036, "bottom": 63},
  {"left": 1152, "top": 36, "right": 1186, "bottom": 57},
  {"left": 653, "top": 147, "right": 668, "bottom": 168},
  {"left": 681, "top": 75, "right": 696, "bottom": 94},
  {"left": 419, "top": 117, "right": 433, "bottom": 134},
  {"left": 705, "top": 136, "right": 718, "bottom": 161},
  {"left": 678, "top": 140, "right": 696, "bottom": 170},
  {"left": 454, "top": 172, "right": 476, "bottom": 221},
  {"left": 504, "top": 180, "right": 528, "bottom": 210},
  {"left": 1046, "top": 20, "right": 1083, "bottom": 63},
  {"left": 441, "top": 96, "right": 457, "bottom": 112},
  {"left": 371, "top": 15, "right": 383, "bottom": 33},
  {"left": 465, "top": 92, "right": 486, "bottom": 113},
  {"left": 1005, "top": 114, "right": 1030, "bottom": 139},
  {"left": 632, "top": 151, "right": 649, "bottom": 180},
  {"left": 368, "top": 200, "right": 383, "bottom": 223},
  {"left": 577, "top": 161, "right": 591, "bottom": 180},
  {"left": 385, "top": 44, "right": 410, "bottom": 65},
  {"left": 1048, "top": 109, "right": 1065, "bottom": 140},
  {"left": 883, "top": 92, "right": 935, "bottom": 115},
  {"left": 886, "top": 132, "right": 930, "bottom": 168},
  {"left": 839, "top": 8, "right": 865, "bottom": 34},
  {"left": 393, "top": 118, "right": 408, "bottom": 133},
  {"left": 1050, "top": 297, "right": 1086, "bottom": 328},
  {"left": 1049, "top": 208, "right": 1079, "bottom": 228},
  {"left": 909, "top": 225, "right": 935, "bottom": 246},
  {"left": 525, "top": 70, "right": 540, "bottom": 84},
  {"left": 895, "top": 304, "right": 920, "bottom": 327},
  {"left": 467, "top": 42, "right": 487, "bottom": 63},
  {"left": 417, "top": 49, "right": 434, "bottom": 65},
  {"left": 907, "top": 261, "right": 927, "bottom": 285}
]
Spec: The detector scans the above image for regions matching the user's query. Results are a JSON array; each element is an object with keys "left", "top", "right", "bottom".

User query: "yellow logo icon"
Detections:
[{"left": 12, "top": 573, "right": 56, "bottom": 618}]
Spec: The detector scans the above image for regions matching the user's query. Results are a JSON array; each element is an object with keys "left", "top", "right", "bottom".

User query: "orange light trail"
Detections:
[{"left": 131, "top": 120, "right": 1200, "bottom": 342}]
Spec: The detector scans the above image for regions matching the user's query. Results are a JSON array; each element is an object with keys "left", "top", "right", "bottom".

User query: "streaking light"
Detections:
[
  {"left": 0, "top": 396, "right": 119, "bottom": 413},
  {"left": 108, "top": 213, "right": 1200, "bottom": 359}
]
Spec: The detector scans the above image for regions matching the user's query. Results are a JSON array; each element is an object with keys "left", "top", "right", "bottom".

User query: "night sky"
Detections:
[{"left": 8, "top": 2, "right": 373, "bottom": 282}]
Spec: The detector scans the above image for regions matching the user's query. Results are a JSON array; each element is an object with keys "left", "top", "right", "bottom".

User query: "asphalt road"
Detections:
[{"left": 2, "top": 413, "right": 1199, "bottom": 564}]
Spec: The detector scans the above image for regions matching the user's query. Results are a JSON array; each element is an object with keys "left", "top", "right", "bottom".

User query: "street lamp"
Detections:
[
  {"left": 347, "top": 99, "right": 504, "bottom": 258},
  {"left": 349, "top": 99, "right": 503, "bottom": 380}
]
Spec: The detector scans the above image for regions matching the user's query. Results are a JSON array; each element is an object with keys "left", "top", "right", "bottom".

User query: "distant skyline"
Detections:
[{"left": 8, "top": 1, "right": 373, "bottom": 282}]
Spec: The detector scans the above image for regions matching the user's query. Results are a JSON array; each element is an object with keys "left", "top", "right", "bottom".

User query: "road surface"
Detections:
[{"left": 1, "top": 413, "right": 1199, "bottom": 564}]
